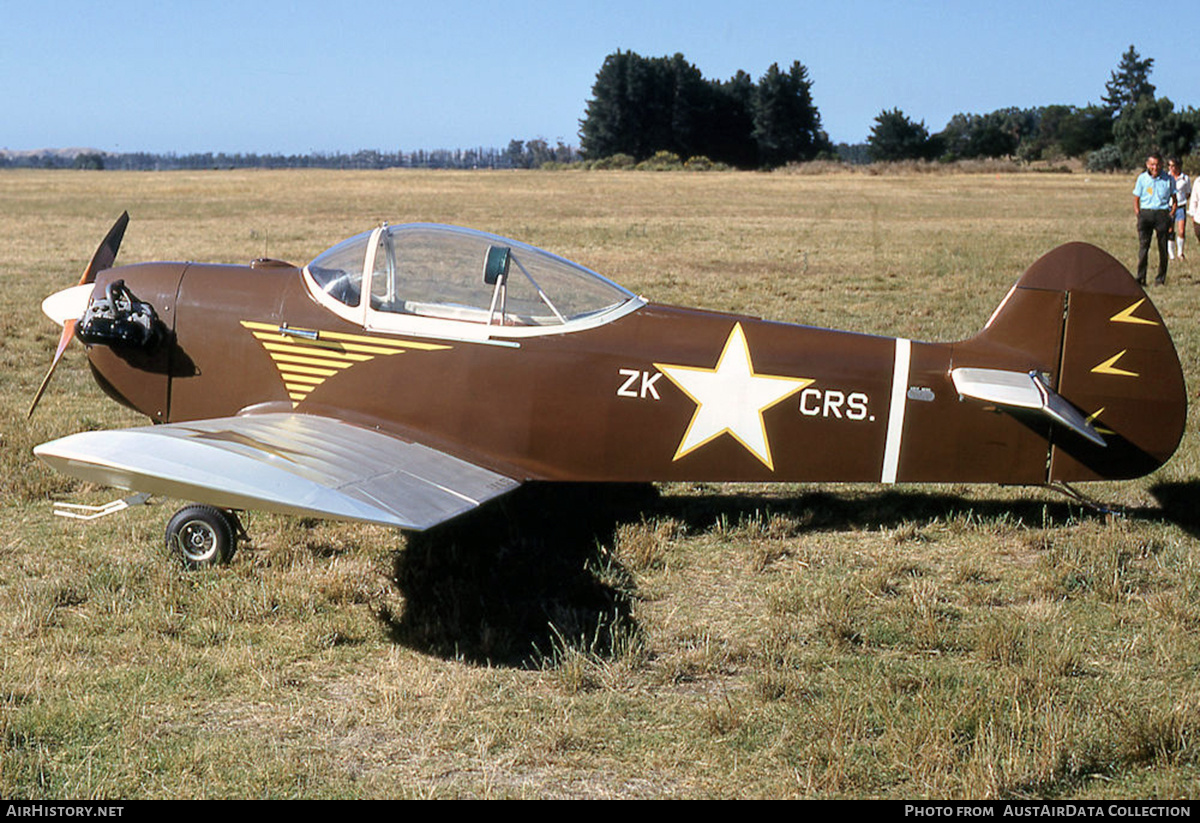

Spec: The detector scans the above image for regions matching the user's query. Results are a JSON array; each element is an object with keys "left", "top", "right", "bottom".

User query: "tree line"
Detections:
[
  {"left": 0, "top": 143, "right": 577, "bottom": 172},
  {"left": 579, "top": 50, "right": 830, "bottom": 169},
  {"left": 577, "top": 46, "right": 1197, "bottom": 171},
  {"left": 866, "top": 47, "right": 1198, "bottom": 169}
]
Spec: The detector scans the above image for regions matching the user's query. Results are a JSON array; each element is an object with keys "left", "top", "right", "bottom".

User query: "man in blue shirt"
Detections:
[{"left": 1133, "top": 152, "right": 1178, "bottom": 285}]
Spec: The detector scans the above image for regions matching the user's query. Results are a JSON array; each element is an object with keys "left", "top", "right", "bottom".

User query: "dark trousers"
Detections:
[{"left": 1137, "top": 209, "right": 1171, "bottom": 284}]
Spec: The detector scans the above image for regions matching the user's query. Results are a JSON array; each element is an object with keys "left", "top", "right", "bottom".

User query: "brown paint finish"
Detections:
[
  {"left": 85, "top": 263, "right": 185, "bottom": 420},
  {"left": 1050, "top": 288, "right": 1185, "bottom": 480},
  {"left": 78, "top": 234, "right": 1185, "bottom": 493},
  {"left": 169, "top": 263, "right": 293, "bottom": 420},
  {"left": 900, "top": 340, "right": 1051, "bottom": 484},
  {"left": 899, "top": 286, "right": 1068, "bottom": 484},
  {"left": 242, "top": 303, "right": 901, "bottom": 482}
]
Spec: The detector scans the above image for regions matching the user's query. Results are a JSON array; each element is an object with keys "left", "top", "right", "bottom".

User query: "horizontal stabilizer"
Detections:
[{"left": 951, "top": 367, "right": 1105, "bottom": 448}]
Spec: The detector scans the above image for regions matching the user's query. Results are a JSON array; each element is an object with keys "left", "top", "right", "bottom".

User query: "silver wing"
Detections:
[{"left": 33, "top": 413, "right": 520, "bottom": 530}]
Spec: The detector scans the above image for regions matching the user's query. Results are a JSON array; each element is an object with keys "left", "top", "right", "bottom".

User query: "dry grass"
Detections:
[{"left": 1, "top": 168, "right": 1198, "bottom": 798}]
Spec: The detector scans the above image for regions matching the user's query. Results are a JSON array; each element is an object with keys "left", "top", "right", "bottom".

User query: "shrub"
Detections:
[
  {"left": 1086, "top": 144, "right": 1124, "bottom": 172},
  {"left": 685, "top": 155, "right": 730, "bottom": 171},
  {"left": 635, "top": 150, "right": 684, "bottom": 171},
  {"left": 588, "top": 153, "right": 637, "bottom": 170}
]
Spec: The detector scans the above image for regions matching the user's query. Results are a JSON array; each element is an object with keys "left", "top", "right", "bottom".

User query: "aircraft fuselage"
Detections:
[{"left": 85, "top": 247, "right": 1179, "bottom": 490}]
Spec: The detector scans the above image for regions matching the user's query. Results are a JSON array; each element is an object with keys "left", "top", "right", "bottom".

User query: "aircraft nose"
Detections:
[{"left": 41, "top": 283, "right": 96, "bottom": 326}]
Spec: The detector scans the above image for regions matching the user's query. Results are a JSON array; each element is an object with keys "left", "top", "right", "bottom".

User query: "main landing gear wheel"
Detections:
[{"left": 165, "top": 504, "right": 240, "bottom": 568}]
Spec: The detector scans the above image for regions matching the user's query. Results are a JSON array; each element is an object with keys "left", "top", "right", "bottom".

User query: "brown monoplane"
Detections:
[{"left": 31, "top": 214, "right": 1186, "bottom": 566}]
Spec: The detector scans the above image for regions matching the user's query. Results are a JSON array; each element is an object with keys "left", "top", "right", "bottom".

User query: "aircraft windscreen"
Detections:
[
  {"left": 370, "top": 225, "right": 634, "bottom": 326},
  {"left": 307, "top": 224, "right": 637, "bottom": 330},
  {"left": 306, "top": 233, "right": 366, "bottom": 307}
]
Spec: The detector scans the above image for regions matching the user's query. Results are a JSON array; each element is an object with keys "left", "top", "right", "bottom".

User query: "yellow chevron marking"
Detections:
[
  {"left": 241, "top": 321, "right": 448, "bottom": 351},
  {"left": 1087, "top": 407, "right": 1116, "bottom": 436},
  {"left": 241, "top": 320, "right": 451, "bottom": 407},
  {"left": 256, "top": 334, "right": 410, "bottom": 356},
  {"left": 260, "top": 342, "right": 373, "bottom": 363},
  {"left": 1110, "top": 298, "right": 1159, "bottom": 326},
  {"left": 1092, "top": 350, "right": 1139, "bottom": 377},
  {"left": 281, "top": 373, "right": 326, "bottom": 386},
  {"left": 251, "top": 332, "right": 372, "bottom": 356},
  {"left": 272, "top": 363, "right": 339, "bottom": 378},
  {"left": 319, "top": 328, "right": 449, "bottom": 351},
  {"left": 267, "top": 351, "right": 360, "bottom": 368}
]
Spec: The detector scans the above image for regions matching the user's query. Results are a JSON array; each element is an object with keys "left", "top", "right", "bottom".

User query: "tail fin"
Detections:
[{"left": 962, "top": 242, "right": 1185, "bottom": 481}]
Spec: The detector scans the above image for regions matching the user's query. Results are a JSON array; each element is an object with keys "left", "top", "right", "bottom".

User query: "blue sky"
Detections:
[{"left": 1, "top": 0, "right": 1193, "bottom": 154}]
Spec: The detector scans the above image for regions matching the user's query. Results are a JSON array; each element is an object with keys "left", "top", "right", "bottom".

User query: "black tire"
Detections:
[
  {"left": 165, "top": 504, "right": 237, "bottom": 568},
  {"left": 220, "top": 509, "right": 245, "bottom": 542}
]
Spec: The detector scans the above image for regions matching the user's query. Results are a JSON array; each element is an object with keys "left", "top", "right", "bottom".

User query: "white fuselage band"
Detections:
[{"left": 881, "top": 338, "right": 911, "bottom": 484}]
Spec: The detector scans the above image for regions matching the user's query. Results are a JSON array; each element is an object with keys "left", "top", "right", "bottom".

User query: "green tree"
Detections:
[
  {"left": 1103, "top": 45, "right": 1156, "bottom": 115},
  {"left": 624, "top": 53, "right": 670, "bottom": 159},
  {"left": 580, "top": 50, "right": 637, "bottom": 160},
  {"left": 525, "top": 138, "right": 554, "bottom": 167},
  {"left": 664, "top": 53, "right": 712, "bottom": 160},
  {"left": 580, "top": 51, "right": 713, "bottom": 162},
  {"left": 581, "top": 51, "right": 829, "bottom": 169},
  {"left": 937, "top": 109, "right": 1026, "bottom": 160},
  {"left": 1113, "top": 97, "right": 1199, "bottom": 167},
  {"left": 867, "top": 108, "right": 937, "bottom": 161},
  {"left": 505, "top": 139, "right": 530, "bottom": 169},
  {"left": 1016, "top": 105, "right": 1070, "bottom": 160},
  {"left": 708, "top": 71, "right": 758, "bottom": 168},
  {"left": 72, "top": 152, "right": 105, "bottom": 170},
  {"left": 1056, "top": 105, "right": 1113, "bottom": 157},
  {"left": 751, "top": 61, "right": 830, "bottom": 167}
]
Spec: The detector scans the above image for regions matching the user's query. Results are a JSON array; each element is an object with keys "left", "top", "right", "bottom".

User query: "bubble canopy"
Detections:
[{"left": 304, "top": 223, "right": 642, "bottom": 340}]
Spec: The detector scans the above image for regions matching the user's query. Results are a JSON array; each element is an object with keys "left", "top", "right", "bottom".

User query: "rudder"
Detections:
[{"left": 976, "top": 243, "right": 1186, "bottom": 481}]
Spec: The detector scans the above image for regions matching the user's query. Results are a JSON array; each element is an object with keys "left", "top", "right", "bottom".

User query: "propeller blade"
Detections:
[
  {"left": 79, "top": 211, "right": 129, "bottom": 285},
  {"left": 27, "top": 212, "right": 130, "bottom": 418},
  {"left": 27, "top": 320, "right": 76, "bottom": 418}
]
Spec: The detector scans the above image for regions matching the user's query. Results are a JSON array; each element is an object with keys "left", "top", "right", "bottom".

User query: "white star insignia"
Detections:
[{"left": 655, "top": 323, "right": 813, "bottom": 470}]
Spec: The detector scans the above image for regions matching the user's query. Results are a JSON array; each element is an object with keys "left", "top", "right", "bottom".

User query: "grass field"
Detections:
[{"left": 1, "top": 167, "right": 1197, "bottom": 799}]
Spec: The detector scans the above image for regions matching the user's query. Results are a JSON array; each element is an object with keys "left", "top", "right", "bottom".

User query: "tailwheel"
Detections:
[{"left": 166, "top": 504, "right": 239, "bottom": 568}]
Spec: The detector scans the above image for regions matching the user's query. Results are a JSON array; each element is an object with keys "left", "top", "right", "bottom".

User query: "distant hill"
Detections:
[{"left": 0, "top": 147, "right": 105, "bottom": 160}]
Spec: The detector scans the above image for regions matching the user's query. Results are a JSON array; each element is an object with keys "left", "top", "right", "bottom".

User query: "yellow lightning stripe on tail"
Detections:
[
  {"left": 1109, "top": 298, "right": 1159, "bottom": 326},
  {"left": 1091, "top": 350, "right": 1139, "bottom": 378},
  {"left": 240, "top": 321, "right": 451, "bottom": 407},
  {"left": 1086, "top": 407, "right": 1116, "bottom": 436}
]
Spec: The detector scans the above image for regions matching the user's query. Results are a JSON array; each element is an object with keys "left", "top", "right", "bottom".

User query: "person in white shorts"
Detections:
[{"left": 1168, "top": 157, "right": 1190, "bottom": 261}]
